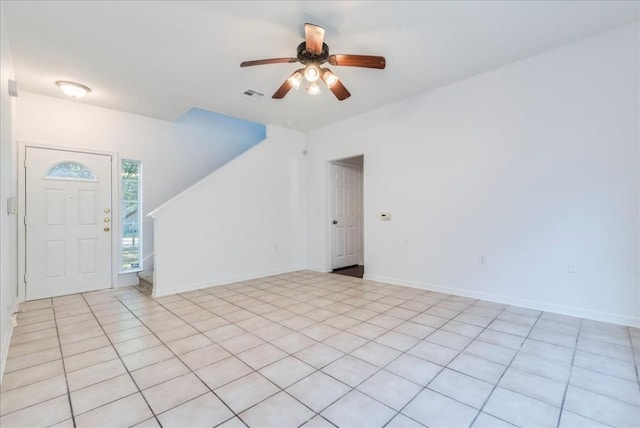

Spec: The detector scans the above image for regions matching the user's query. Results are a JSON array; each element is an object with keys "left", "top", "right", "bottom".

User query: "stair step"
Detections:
[
  {"left": 136, "top": 270, "right": 154, "bottom": 297},
  {"left": 138, "top": 271, "right": 154, "bottom": 285}
]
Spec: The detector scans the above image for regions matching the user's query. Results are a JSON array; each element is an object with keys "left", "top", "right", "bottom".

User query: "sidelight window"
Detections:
[{"left": 121, "top": 160, "right": 142, "bottom": 272}]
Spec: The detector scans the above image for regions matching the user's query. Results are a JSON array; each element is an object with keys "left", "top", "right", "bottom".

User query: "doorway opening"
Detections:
[
  {"left": 332, "top": 264, "right": 364, "bottom": 278},
  {"left": 329, "top": 155, "right": 364, "bottom": 279}
]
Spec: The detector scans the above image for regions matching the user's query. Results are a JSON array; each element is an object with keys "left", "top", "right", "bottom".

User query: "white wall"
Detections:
[
  {"left": 307, "top": 23, "right": 640, "bottom": 326},
  {"left": 15, "top": 92, "right": 264, "bottom": 286},
  {"left": 0, "top": 3, "right": 19, "bottom": 380},
  {"left": 150, "top": 125, "right": 306, "bottom": 296}
]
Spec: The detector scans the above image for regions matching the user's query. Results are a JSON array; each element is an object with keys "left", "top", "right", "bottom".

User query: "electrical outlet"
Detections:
[{"left": 568, "top": 261, "right": 577, "bottom": 273}]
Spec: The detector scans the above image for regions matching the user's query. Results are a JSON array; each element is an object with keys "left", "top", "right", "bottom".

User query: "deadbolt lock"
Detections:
[
  {"left": 104, "top": 208, "right": 110, "bottom": 213},
  {"left": 104, "top": 217, "right": 110, "bottom": 223}
]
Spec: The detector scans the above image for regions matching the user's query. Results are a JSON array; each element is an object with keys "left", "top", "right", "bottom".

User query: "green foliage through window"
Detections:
[{"left": 121, "top": 160, "right": 141, "bottom": 271}]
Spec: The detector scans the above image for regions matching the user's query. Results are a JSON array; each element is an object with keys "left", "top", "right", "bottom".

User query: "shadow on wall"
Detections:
[{"left": 175, "top": 107, "right": 266, "bottom": 143}]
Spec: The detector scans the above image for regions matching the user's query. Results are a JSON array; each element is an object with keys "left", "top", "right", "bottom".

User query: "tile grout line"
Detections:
[
  {"left": 136, "top": 276, "right": 431, "bottom": 425},
  {"left": 5, "top": 273, "right": 638, "bottom": 428},
  {"left": 93, "top": 283, "right": 640, "bottom": 427},
  {"left": 235, "top": 287, "right": 494, "bottom": 425},
  {"left": 166, "top": 278, "right": 376, "bottom": 425},
  {"left": 627, "top": 326, "right": 640, "bottom": 386},
  {"left": 167, "top": 278, "right": 540, "bottom": 427},
  {"left": 385, "top": 301, "right": 517, "bottom": 428},
  {"left": 465, "top": 308, "right": 545, "bottom": 428},
  {"left": 78, "top": 293, "right": 163, "bottom": 427},
  {"left": 149, "top": 278, "right": 632, "bottom": 428},
  {"left": 334, "top": 295, "right": 492, "bottom": 426},
  {"left": 554, "top": 317, "right": 582, "bottom": 428},
  {"left": 119, "top": 279, "right": 317, "bottom": 423},
  {"left": 51, "top": 300, "right": 79, "bottom": 428},
  {"left": 0, "top": 302, "right": 75, "bottom": 425},
  {"left": 113, "top": 294, "right": 250, "bottom": 428},
  {"left": 164, "top": 274, "right": 369, "bottom": 424},
  {"left": 220, "top": 274, "right": 378, "bottom": 426}
]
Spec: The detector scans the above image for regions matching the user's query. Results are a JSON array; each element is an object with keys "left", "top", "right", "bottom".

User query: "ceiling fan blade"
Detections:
[
  {"left": 305, "top": 23, "right": 325, "bottom": 55},
  {"left": 240, "top": 58, "right": 298, "bottom": 67},
  {"left": 327, "top": 79, "right": 351, "bottom": 101},
  {"left": 272, "top": 79, "right": 293, "bottom": 99},
  {"left": 328, "top": 54, "right": 386, "bottom": 69}
]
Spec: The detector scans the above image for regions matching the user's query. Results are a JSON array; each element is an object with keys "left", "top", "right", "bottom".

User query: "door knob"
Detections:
[
  {"left": 104, "top": 227, "right": 110, "bottom": 232},
  {"left": 332, "top": 220, "right": 338, "bottom": 225}
]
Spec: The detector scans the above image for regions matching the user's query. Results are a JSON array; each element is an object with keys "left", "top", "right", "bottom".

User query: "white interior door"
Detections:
[
  {"left": 25, "top": 147, "right": 112, "bottom": 300},
  {"left": 331, "top": 163, "right": 361, "bottom": 269}
]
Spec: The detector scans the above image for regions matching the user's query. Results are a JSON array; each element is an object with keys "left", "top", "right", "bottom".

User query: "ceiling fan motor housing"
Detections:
[{"left": 297, "top": 42, "right": 330, "bottom": 64}]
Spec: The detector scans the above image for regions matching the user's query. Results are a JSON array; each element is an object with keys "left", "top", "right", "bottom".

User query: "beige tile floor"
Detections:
[{"left": 1, "top": 271, "right": 639, "bottom": 428}]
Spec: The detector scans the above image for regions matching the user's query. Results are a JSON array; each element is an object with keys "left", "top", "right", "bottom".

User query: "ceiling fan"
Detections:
[{"left": 240, "top": 23, "right": 386, "bottom": 101}]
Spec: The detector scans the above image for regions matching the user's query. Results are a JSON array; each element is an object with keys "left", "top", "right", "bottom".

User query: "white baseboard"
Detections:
[
  {"left": 152, "top": 265, "right": 306, "bottom": 298},
  {"left": 1, "top": 299, "right": 20, "bottom": 383},
  {"left": 364, "top": 273, "right": 640, "bottom": 328}
]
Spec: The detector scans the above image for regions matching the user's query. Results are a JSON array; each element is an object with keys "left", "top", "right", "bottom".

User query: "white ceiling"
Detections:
[{"left": 3, "top": 1, "right": 638, "bottom": 131}]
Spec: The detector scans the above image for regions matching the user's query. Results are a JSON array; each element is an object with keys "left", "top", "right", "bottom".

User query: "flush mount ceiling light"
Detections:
[{"left": 56, "top": 81, "right": 91, "bottom": 98}]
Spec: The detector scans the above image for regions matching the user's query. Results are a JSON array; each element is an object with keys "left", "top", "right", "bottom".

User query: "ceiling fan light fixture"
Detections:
[
  {"left": 321, "top": 69, "right": 339, "bottom": 88},
  {"left": 240, "top": 23, "right": 385, "bottom": 102},
  {"left": 56, "top": 81, "right": 91, "bottom": 98},
  {"left": 287, "top": 71, "right": 303, "bottom": 90},
  {"left": 307, "top": 82, "right": 321, "bottom": 95},
  {"left": 304, "top": 64, "right": 320, "bottom": 82}
]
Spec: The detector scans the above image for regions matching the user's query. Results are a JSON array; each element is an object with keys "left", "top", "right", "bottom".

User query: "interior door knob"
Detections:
[
  {"left": 333, "top": 220, "right": 338, "bottom": 224},
  {"left": 104, "top": 227, "right": 111, "bottom": 232}
]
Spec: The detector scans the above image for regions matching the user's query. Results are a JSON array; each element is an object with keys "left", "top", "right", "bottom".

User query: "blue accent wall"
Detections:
[{"left": 175, "top": 107, "right": 266, "bottom": 146}]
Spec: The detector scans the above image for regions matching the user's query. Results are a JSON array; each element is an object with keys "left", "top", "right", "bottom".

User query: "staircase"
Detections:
[
  {"left": 136, "top": 271, "right": 154, "bottom": 296},
  {"left": 147, "top": 126, "right": 306, "bottom": 296}
]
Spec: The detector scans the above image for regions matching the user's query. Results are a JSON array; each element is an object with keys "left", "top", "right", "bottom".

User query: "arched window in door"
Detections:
[{"left": 45, "top": 161, "right": 96, "bottom": 180}]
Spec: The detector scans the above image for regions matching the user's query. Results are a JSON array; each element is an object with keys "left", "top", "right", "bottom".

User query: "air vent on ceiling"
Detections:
[{"left": 241, "top": 89, "right": 264, "bottom": 99}]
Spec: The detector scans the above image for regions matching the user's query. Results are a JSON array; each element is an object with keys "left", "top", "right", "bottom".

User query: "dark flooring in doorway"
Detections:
[{"left": 331, "top": 265, "right": 364, "bottom": 278}]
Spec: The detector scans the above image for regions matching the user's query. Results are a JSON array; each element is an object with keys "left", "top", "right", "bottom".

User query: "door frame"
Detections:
[
  {"left": 18, "top": 141, "right": 119, "bottom": 301},
  {"left": 327, "top": 155, "right": 364, "bottom": 271}
]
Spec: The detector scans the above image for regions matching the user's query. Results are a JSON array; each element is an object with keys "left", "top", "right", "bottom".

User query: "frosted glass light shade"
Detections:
[
  {"left": 56, "top": 81, "right": 91, "bottom": 98},
  {"left": 288, "top": 71, "right": 303, "bottom": 89},
  {"left": 304, "top": 65, "right": 320, "bottom": 82},
  {"left": 307, "top": 82, "right": 321, "bottom": 95}
]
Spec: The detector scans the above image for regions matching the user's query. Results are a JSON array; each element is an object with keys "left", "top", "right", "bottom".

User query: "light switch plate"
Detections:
[
  {"left": 6, "top": 196, "right": 16, "bottom": 214},
  {"left": 8, "top": 79, "right": 18, "bottom": 97}
]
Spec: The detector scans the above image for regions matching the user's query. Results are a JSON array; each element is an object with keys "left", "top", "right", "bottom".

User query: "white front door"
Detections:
[
  {"left": 331, "top": 163, "right": 361, "bottom": 269},
  {"left": 25, "top": 147, "right": 113, "bottom": 300}
]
